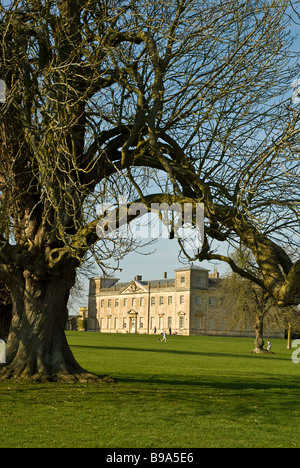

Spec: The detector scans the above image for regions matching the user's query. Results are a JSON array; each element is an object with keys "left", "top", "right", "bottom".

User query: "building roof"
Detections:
[
  {"left": 92, "top": 264, "right": 214, "bottom": 291},
  {"left": 174, "top": 263, "right": 210, "bottom": 272},
  {"left": 112, "top": 278, "right": 176, "bottom": 290},
  {"left": 141, "top": 279, "right": 175, "bottom": 286}
]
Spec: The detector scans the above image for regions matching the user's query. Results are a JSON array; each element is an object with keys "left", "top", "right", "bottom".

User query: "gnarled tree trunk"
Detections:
[
  {"left": 0, "top": 265, "right": 97, "bottom": 382},
  {"left": 252, "top": 314, "right": 265, "bottom": 354}
]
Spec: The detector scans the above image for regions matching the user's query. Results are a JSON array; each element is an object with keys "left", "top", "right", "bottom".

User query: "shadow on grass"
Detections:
[
  {"left": 69, "top": 343, "right": 299, "bottom": 393},
  {"left": 112, "top": 373, "right": 300, "bottom": 392},
  {"left": 70, "top": 343, "right": 288, "bottom": 362}
]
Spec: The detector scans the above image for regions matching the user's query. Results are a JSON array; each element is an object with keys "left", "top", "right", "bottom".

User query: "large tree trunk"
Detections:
[
  {"left": 252, "top": 314, "right": 265, "bottom": 354},
  {"left": 0, "top": 266, "right": 97, "bottom": 382}
]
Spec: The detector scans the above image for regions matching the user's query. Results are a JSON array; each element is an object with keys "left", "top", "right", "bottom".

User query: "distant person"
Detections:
[
  {"left": 169, "top": 327, "right": 172, "bottom": 336},
  {"left": 154, "top": 327, "right": 157, "bottom": 334},
  {"left": 161, "top": 331, "right": 167, "bottom": 343},
  {"left": 267, "top": 340, "right": 272, "bottom": 352}
]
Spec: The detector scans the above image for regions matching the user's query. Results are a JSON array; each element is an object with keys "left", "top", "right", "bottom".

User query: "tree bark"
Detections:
[
  {"left": 0, "top": 266, "right": 98, "bottom": 382},
  {"left": 252, "top": 314, "right": 265, "bottom": 354}
]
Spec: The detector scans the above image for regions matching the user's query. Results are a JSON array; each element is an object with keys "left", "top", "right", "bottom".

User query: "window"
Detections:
[
  {"left": 150, "top": 317, "right": 155, "bottom": 329},
  {"left": 100, "top": 299, "right": 105, "bottom": 308},
  {"left": 196, "top": 296, "right": 201, "bottom": 305},
  {"left": 114, "top": 317, "right": 118, "bottom": 329},
  {"left": 168, "top": 296, "right": 173, "bottom": 305},
  {"left": 132, "top": 298, "right": 136, "bottom": 307},
  {"left": 180, "top": 276, "right": 185, "bottom": 283},
  {"left": 179, "top": 316, "right": 184, "bottom": 329},
  {"left": 195, "top": 317, "right": 202, "bottom": 329},
  {"left": 123, "top": 298, "right": 128, "bottom": 307},
  {"left": 140, "top": 297, "right": 145, "bottom": 307},
  {"left": 180, "top": 295, "right": 184, "bottom": 304},
  {"left": 115, "top": 299, "right": 119, "bottom": 307},
  {"left": 140, "top": 317, "right": 144, "bottom": 329},
  {"left": 108, "top": 299, "right": 112, "bottom": 308},
  {"left": 151, "top": 297, "right": 155, "bottom": 306},
  {"left": 168, "top": 317, "right": 172, "bottom": 329},
  {"left": 159, "top": 316, "right": 164, "bottom": 329},
  {"left": 196, "top": 277, "right": 202, "bottom": 284},
  {"left": 209, "top": 297, "right": 214, "bottom": 306},
  {"left": 123, "top": 318, "right": 127, "bottom": 329},
  {"left": 107, "top": 317, "right": 111, "bottom": 329},
  {"left": 159, "top": 296, "right": 164, "bottom": 305},
  {"left": 208, "top": 318, "right": 214, "bottom": 330}
]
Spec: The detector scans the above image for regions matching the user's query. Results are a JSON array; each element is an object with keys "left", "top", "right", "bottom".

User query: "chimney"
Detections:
[
  {"left": 208, "top": 267, "right": 219, "bottom": 279},
  {"left": 163, "top": 272, "right": 168, "bottom": 279},
  {"left": 135, "top": 275, "right": 142, "bottom": 281}
]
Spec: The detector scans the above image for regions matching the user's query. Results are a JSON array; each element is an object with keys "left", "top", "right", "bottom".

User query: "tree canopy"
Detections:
[{"left": 0, "top": 0, "right": 299, "bottom": 380}]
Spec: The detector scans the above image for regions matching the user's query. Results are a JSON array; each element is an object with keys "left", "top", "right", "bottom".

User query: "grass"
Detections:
[{"left": 0, "top": 332, "right": 300, "bottom": 448}]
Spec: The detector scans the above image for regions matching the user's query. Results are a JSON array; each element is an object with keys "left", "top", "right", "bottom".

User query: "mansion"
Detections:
[{"left": 87, "top": 264, "right": 241, "bottom": 336}]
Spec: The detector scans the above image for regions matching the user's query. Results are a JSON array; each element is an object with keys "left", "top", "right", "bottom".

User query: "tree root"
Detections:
[
  {"left": 0, "top": 365, "right": 114, "bottom": 384},
  {"left": 250, "top": 348, "right": 274, "bottom": 355}
]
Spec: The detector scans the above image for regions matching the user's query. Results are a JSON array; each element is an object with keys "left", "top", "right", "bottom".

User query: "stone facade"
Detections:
[
  {"left": 87, "top": 264, "right": 285, "bottom": 338},
  {"left": 87, "top": 264, "right": 237, "bottom": 336}
]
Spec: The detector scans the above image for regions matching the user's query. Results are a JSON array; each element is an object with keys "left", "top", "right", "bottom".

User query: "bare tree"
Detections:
[
  {"left": 216, "top": 247, "right": 292, "bottom": 353},
  {"left": 219, "top": 267, "right": 300, "bottom": 351},
  {"left": 0, "top": 0, "right": 297, "bottom": 380},
  {"left": 219, "top": 272, "right": 274, "bottom": 353},
  {"left": 148, "top": 1, "right": 300, "bottom": 308}
]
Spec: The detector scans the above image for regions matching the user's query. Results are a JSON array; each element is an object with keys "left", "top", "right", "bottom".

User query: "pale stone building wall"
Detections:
[
  {"left": 87, "top": 264, "right": 284, "bottom": 338},
  {"left": 87, "top": 264, "right": 223, "bottom": 336}
]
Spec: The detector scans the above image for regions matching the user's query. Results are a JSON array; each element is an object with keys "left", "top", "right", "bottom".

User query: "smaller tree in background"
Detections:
[
  {"left": 217, "top": 250, "right": 300, "bottom": 353},
  {"left": 219, "top": 272, "right": 273, "bottom": 353},
  {"left": 282, "top": 308, "right": 300, "bottom": 350}
]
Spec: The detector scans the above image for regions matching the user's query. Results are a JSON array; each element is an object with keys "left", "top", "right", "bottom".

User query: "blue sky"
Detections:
[{"left": 71, "top": 238, "right": 222, "bottom": 312}]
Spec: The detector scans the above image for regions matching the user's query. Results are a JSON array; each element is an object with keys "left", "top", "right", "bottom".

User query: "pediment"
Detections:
[
  {"left": 120, "top": 280, "right": 148, "bottom": 294},
  {"left": 177, "top": 311, "right": 186, "bottom": 316},
  {"left": 127, "top": 309, "right": 138, "bottom": 316}
]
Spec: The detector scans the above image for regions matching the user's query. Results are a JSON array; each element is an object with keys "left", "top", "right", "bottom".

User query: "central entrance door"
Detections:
[
  {"left": 128, "top": 311, "right": 138, "bottom": 334},
  {"left": 130, "top": 317, "right": 136, "bottom": 334}
]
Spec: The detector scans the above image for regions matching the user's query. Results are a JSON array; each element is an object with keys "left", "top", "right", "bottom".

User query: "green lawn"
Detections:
[{"left": 0, "top": 332, "right": 300, "bottom": 448}]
